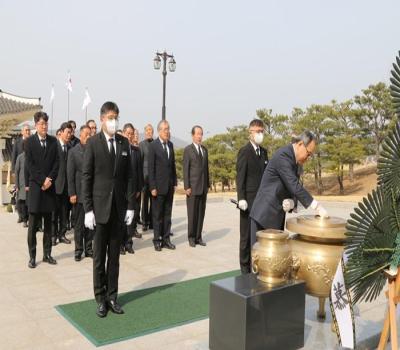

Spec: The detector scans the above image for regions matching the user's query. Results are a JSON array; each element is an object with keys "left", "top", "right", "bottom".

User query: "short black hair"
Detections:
[
  {"left": 191, "top": 125, "right": 203, "bottom": 135},
  {"left": 123, "top": 123, "right": 135, "bottom": 132},
  {"left": 33, "top": 111, "right": 49, "bottom": 124},
  {"left": 249, "top": 119, "right": 264, "bottom": 129},
  {"left": 59, "top": 122, "right": 73, "bottom": 132},
  {"left": 100, "top": 101, "right": 119, "bottom": 116},
  {"left": 86, "top": 119, "right": 96, "bottom": 125},
  {"left": 69, "top": 120, "right": 76, "bottom": 129},
  {"left": 80, "top": 125, "right": 90, "bottom": 133},
  {"left": 56, "top": 128, "right": 61, "bottom": 135}
]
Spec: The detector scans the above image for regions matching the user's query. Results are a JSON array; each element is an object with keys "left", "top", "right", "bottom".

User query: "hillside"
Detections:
[{"left": 304, "top": 165, "right": 377, "bottom": 197}]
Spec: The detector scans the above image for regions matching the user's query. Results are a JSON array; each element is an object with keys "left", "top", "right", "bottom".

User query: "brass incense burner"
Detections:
[
  {"left": 287, "top": 215, "right": 346, "bottom": 319},
  {"left": 251, "top": 215, "right": 346, "bottom": 320}
]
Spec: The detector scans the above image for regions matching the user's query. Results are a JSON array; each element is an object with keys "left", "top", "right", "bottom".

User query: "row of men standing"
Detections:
[{"left": 14, "top": 102, "right": 210, "bottom": 317}]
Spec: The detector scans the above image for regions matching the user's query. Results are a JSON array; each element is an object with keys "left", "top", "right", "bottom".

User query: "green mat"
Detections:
[{"left": 56, "top": 270, "right": 240, "bottom": 347}]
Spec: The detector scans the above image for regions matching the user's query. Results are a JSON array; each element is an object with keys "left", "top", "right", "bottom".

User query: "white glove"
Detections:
[
  {"left": 310, "top": 200, "right": 328, "bottom": 218},
  {"left": 84, "top": 210, "right": 96, "bottom": 230},
  {"left": 282, "top": 199, "right": 295, "bottom": 212},
  {"left": 317, "top": 205, "right": 329, "bottom": 218},
  {"left": 124, "top": 210, "right": 134, "bottom": 225},
  {"left": 238, "top": 200, "right": 248, "bottom": 211}
]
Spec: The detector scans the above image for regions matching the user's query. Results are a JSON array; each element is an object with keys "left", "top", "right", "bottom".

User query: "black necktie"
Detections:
[
  {"left": 63, "top": 145, "right": 67, "bottom": 159},
  {"left": 109, "top": 138, "right": 116, "bottom": 169},
  {"left": 198, "top": 145, "right": 203, "bottom": 160},
  {"left": 163, "top": 142, "right": 169, "bottom": 158},
  {"left": 40, "top": 139, "right": 46, "bottom": 151},
  {"left": 256, "top": 147, "right": 260, "bottom": 157}
]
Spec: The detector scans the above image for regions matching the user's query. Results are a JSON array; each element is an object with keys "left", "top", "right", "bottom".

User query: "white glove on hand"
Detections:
[
  {"left": 124, "top": 210, "right": 134, "bottom": 226},
  {"left": 317, "top": 205, "right": 329, "bottom": 218},
  {"left": 238, "top": 200, "right": 248, "bottom": 211},
  {"left": 310, "top": 199, "right": 328, "bottom": 218},
  {"left": 282, "top": 199, "right": 295, "bottom": 212},
  {"left": 84, "top": 210, "right": 96, "bottom": 230}
]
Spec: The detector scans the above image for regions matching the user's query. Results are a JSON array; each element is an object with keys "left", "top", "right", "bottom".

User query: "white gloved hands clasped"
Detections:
[
  {"left": 124, "top": 210, "right": 134, "bottom": 225},
  {"left": 282, "top": 199, "right": 295, "bottom": 212},
  {"left": 238, "top": 200, "right": 248, "bottom": 211},
  {"left": 84, "top": 210, "right": 96, "bottom": 230},
  {"left": 310, "top": 200, "right": 329, "bottom": 218}
]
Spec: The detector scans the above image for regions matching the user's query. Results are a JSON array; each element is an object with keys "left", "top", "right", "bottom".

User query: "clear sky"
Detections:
[{"left": 0, "top": 0, "right": 399, "bottom": 141}]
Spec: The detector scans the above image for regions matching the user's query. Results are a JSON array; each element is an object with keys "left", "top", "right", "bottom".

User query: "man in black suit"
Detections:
[
  {"left": 53, "top": 122, "right": 72, "bottom": 246},
  {"left": 148, "top": 120, "right": 177, "bottom": 251},
  {"left": 183, "top": 125, "right": 210, "bottom": 247},
  {"left": 68, "top": 120, "right": 80, "bottom": 147},
  {"left": 120, "top": 123, "right": 143, "bottom": 254},
  {"left": 12, "top": 123, "right": 31, "bottom": 223},
  {"left": 250, "top": 131, "right": 329, "bottom": 244},
  {"left": 236, "top": 119, "right": 268, "bottom": 274},
  {"left": 82, "top": 101, "right": 134, "bottom": 317},
  {"left": 139, "top": 124, "right": 154, "bottom": 231},
  {"left": 67, "top": 125, "right": 93, "bottom": 261},
  {"left": 25, "top": 112, "right": 59, "bottom": 268}
]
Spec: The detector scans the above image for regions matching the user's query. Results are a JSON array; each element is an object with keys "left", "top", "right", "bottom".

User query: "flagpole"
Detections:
[
  {"left": 85, "top": 106, "right": 88, "bottom": 122},
  {"left": 67, "top": 89, "right": 70, "bottom": 121},
  {"left": 51, "top": 99, "right": 54, "bottom": 135}
]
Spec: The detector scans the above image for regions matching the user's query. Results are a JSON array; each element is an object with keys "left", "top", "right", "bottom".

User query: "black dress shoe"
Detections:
[
  {"left": 142, "top": 225, "right": 148, "bottom": 232},
  {"left": 126, "top": 246, "right": 135, "bottom": 254},
  {"left": 51, "top": 237, "right": 58, "bottom": 246},
  {"left": 154, "top": 241, "right": 162, "bottom": 251},
  {"left": 43, "top": 255, "right": 57, "bottom": 265},
  {"left": 162, "top": 239, "right": 176, "bottom": 250},
  {"left": 189, "top": 239, "right": 196, "bottom": 248},
  {"left": 96, "top": 302, "right": 108, "bottom": 318},
  {"left": 59, "top": 235, "right": 71, "bottom": 244},
  {"left": 23, "top": 221, "right": 28, "bottom": 228},
  {"left": 74, "top": 255, "right": 82, "bottom": 262},
  {"left": 120, "top": 246, "right": 126, "bottom": 255},
  {"left": 28, "top": 258, "right": 36, "bottom": 269},
  {"left": 169, "top": 232, "right": 174, "bottom": 236},
  {"left": 85, "top": 252, "right": 93, "bottom": 258},
  {"left": 108, "top": 300, "right": 124, "bottom": 314},
  {"left": 133, "top": 230, "right": 142, "bottom": 239},
  {"left": 17, "top": 218, "right": 23, "bottom": 223},
  {"left": 196, "top": 239, "right": 207, "bottom": 246}
]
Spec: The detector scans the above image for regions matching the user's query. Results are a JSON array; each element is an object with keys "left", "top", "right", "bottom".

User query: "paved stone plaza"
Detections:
[{"left": 0, "top": 196, "right": 395, "bottom": 349}]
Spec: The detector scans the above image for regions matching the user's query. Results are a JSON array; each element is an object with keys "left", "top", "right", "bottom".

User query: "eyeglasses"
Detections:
[{"left": 304, "top": 144, "right": 314, "bottom": 158}]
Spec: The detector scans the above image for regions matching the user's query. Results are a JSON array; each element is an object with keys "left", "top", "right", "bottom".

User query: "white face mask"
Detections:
[
  {"left": 254, "top": 132, "right": 264, "bottom": 145},
  {"left": 105, "top": 119, "right": 118, "bottom": 135}
]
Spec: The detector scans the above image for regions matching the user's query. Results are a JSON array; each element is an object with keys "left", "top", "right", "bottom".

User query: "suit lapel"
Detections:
[{"left": 115, "top": 137, "right": 122, "bottom": 176}]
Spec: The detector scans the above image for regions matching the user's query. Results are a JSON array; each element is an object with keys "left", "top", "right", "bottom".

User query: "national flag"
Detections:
[
  {"left": 66, "top": 71, "right": 72, "bottom": 92},
  {"left": 82, "top": 88, "right": 91, "bottom": 110}
]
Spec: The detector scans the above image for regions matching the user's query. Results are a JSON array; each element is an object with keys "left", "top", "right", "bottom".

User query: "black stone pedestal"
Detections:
[{"left": 209, "top": 274, "right": 305, "bottom": 350}]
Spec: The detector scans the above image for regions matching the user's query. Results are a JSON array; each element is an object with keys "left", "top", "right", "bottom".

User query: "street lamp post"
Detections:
[{"left": 153, "top": 50, "right": 176, "bottom": 120}]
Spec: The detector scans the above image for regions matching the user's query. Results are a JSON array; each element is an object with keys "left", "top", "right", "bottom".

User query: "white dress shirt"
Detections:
[
  {"left": 159, "top": 137, "right": 170, "bottom": 158},
  {"left": 103, "top": 131, "right": 117, "bottom": 154}
]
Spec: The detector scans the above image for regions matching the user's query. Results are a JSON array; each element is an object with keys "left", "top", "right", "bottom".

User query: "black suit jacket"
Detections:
[
  {"left": 81, "top": 132, "right": 134, "bottom": 224},
  {"left": 139, "top": 139, "right": 153, "bottom": 181},
  {"left": 250, "top": 144, "right": 313, "bottom": 229},
  {"left": 67, "top": 143, "right": 85, "bottom": 203},
  {"left": 24, "top": 134, "right": 59, "bottom": 213},
  {"left": 236, "top": 142, "right": 268, "bottom": 205},
  {"left": 69, "top": 136, "right": 80, "bottom": 148},
  {"left": 130, "top": 145, "right": 144, "bottom": 193},
  {"left": 11, "top": 136, "right": 24, "bottom": 172},
  {"left": 183, "top": 144, "right": 210, "bottom": 196},
  {"left": 148, "top": 138, "right": 177, "bottom": 195},
  {"left": 55, "top": 141, "right": 70, "bottom": 195}
]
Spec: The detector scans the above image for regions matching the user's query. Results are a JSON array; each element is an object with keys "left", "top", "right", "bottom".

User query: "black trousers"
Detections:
[
  {"left": 239, "top": 194, "right": 256, "bottom": 274},
  {"left": 186, "top": 192, "right": 207, "bottom": 242},
  {"left": 17, "top": 199, "right": 28, "bottom": 222},
  {"left": 152, "top": 186, "right": 173, "bottom": 242},
  {"left": 74, "top": 203, "right": 93, "bottom": 255},
  {"left": 141, "top": 181, "right": 152, "bottom": 227},
  {"left": 93, "top": 199, "right": 123, "bottom": 303},
  {"left": 53, "top": 193, "right": 69, "bottom": 237},
  {"left": 27, "top": 212, "right": 52, "bottom": 259},
  {"left": 133, "top": 193, "right": 141, "bottom": 229}
]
